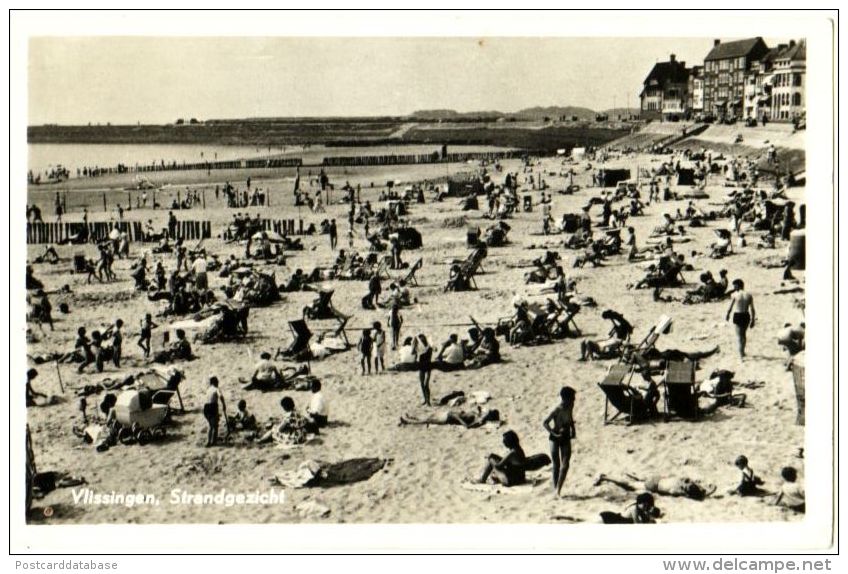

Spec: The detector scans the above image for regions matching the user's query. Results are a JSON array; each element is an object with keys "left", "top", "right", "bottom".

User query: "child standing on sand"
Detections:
[
  {"left": 372, "top": 321, "right": 387, "bottom": 374},
  {"left": 110, "top": 319, "right": 123, "bottom": 368},
  {"left": 358, "top": 328, "right": 373, "bottom": 375},
  {"left": 138, "top": 313, "right": 157, "bottom": 358},
  {"left": 389, "top": 303, "right": 403, "bottom": 350}
]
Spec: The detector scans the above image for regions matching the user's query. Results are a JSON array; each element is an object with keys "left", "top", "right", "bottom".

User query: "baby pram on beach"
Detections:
[{"left": 89, "top": 387, "right": 174, "bottom": 448}]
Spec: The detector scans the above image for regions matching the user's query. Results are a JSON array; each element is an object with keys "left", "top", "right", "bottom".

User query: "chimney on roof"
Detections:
[
  {"left": 714, "top": 39, "right": 721, "bottom": 46},
  {"left": 669, "top": 53, "right": 676, "bottom": 62}
]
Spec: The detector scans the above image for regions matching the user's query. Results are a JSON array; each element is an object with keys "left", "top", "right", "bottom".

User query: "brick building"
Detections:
[{"left": 702, "top": 37, "right": 770, "bottom": 120}]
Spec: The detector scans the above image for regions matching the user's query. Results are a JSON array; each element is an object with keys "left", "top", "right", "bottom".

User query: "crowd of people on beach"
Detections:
[{"left": 25, "top": 142, "right": 807, "bottom": 523}]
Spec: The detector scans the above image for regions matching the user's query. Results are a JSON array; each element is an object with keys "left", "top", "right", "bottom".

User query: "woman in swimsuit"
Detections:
[
  {"left": 543, "top": 387, "right": 577, "bottom": 496},
  {"left": 477, "top": 430, "right": 527, "bottom": 487}
]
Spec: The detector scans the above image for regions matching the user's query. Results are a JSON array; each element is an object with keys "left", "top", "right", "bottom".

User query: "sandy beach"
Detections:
[{"left": 25, "top": 141, "right": 807, "bottom": 525}]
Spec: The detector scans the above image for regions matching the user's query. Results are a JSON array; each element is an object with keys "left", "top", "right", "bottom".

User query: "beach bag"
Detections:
[{"left": 523, "top": 453, "right": 552, "bottom": 471}]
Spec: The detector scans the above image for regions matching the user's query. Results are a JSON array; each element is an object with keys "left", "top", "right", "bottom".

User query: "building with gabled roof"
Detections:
[
  {"left": 702, "top": 37, "right": 770, "bottom": 119},
  {"left": 640, "top": 54, "right": 691, "bottom": 121}
]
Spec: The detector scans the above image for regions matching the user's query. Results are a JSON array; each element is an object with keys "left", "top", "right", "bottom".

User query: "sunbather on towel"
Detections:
[
  {"left": 594, "top": 472, "right": 715, "bottom": 500},
  {"left": 400, "top": 405, "right": 500, "bottom": 428},
  {"left": 629, "top": 345, "right": 721, "bottom": 365}
]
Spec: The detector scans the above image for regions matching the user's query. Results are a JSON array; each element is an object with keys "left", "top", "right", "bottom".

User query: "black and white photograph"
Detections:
[{"left": 9, "top": 9, "right": 837, "bottom": 556}]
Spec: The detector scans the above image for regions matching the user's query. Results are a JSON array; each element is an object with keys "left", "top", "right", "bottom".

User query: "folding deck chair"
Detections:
[
  {"left": 553, "top": 299, "right": 581, "bottom": 337},
  {"left": 135, "top": 371, "right": 185, "bottom": 414},
  {"left": 662, "top": 360, "right": 699, "bottom": 421},
  {"left": 303, "top": 289, "right": 347, "bottom": 321},
  {"left": 622, "top": 314, "right": 673, "bottom": 368},
  {"left": 371, "top": 256, "right": 392, "bottom": 280},
  {"left": 598, "top": 363, "right": 653, "bottom": 425},
  {"left": 400, "top": 258, "right": 423, "bottom": 286},
  {"left": 276, "top": 319, "right": 313, "bottom": 362}
]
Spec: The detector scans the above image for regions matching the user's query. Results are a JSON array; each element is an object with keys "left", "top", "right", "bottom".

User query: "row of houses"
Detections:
[{"left": 640, "top": 37, "right": 805, "bottom": 123}]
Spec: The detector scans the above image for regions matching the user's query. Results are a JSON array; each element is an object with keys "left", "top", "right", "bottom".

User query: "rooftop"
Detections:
[{"left": 705, "top": 37, "right": 768, "bottom": 61}]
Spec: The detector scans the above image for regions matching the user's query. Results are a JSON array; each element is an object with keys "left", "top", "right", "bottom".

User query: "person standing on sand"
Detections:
[
  {"left": 389, "top": 303, "right": 403, "bottom": 350},
  {"left": 415, "top": 334, "right": 433, "bottom": 406},
  {"left": 543, "top": 386, "right": 577, "bottom": 497},
  {"left": 329, "top": 219, "right": 338, "bottom": 250},
  {"left": 357, "top": 328, "right": 373, "bottom": 375},
  {"left": 203, "top": 377, "right": 227, "bottom": 447},
  {"left": 726, "top": 279, "right": 756, "bottom": 358}
]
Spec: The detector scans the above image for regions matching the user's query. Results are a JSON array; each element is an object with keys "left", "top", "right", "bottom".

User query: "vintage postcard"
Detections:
[{"left": 9, "top": 9, "right": 837, "bottom": 555}]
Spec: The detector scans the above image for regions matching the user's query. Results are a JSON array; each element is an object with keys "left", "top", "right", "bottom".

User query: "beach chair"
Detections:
[
  {"left": 276, "top": 319, "right": 313, "bottom": 362},
  {"left": 134, "top": 371, "right": 185, "bottom": 414},
  {"left": 303, "top": 289, "right": 341, "bottom": 320},
  {"left": 552, "top": 299, "right": 581, "bottom": 338},
  {"left": 371, "top": 256, "right": 391, "bottom": 280},
  {"left": 598, "top": 363, "right": 652, "bottom": 425},
  {"left": 400, "top": 258, "right": 423, "bottom": 286},
  {"left": 662, "top": 360, "right": 699, "bottom": 421},
  {"left": 628, "top": 315, "right": 672, "bottom": 360}
]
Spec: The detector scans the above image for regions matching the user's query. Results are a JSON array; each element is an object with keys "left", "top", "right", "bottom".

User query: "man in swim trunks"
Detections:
[
  {"left": 725, "top": 279, "right": 756, "bottom": 358},
  {"left": 594, "top": 472, "right": 713, "bottom": 500}
]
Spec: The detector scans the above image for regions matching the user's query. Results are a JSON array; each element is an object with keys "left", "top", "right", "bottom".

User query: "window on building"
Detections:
[
  {"left": 793, "top": 93, "right": 802, "bottom": 106},
  {"left": 793, "top": 73, "right": 802, "bottom": 87}
]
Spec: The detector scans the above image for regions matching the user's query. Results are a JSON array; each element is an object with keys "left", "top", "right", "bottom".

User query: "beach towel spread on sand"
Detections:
[{"left": 272, "top": 458, "right": 388, "bottom": 489}]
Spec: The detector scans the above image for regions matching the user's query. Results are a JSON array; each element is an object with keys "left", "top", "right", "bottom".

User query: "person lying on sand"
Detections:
[
  {"left": 476, "top": 430, "right": 527, "bottom": 487},
  {"left": 400, "top": 405, "right": 500, "bottom": 429},
  {"left": 600, "top": 492, "right": 660, "bottom": 524},
  {"left": 594, "top": 472, "right": 715, "bottom": 500},
  {"left": 33, "top": 245, "right": 60, "bottom": 264}
]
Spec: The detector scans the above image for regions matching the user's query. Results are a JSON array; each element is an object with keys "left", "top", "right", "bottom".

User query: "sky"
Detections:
[{"left": 29, "top": 36, "right": 734, "bottom": 125}]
